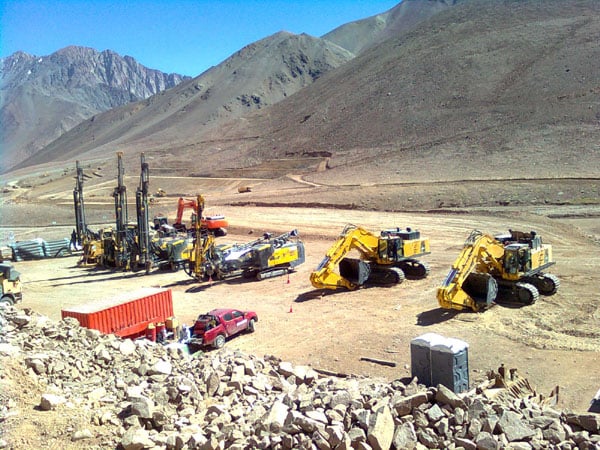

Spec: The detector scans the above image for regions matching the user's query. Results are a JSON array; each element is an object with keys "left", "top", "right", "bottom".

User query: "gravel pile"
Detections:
[{"left": 0, "top": 305, "right": 598, "bottom": 450}]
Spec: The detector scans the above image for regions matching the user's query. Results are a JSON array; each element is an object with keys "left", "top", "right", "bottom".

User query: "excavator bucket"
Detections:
[
  {"left": 463, "top": 272, "right": 498, "bottom": 308},
  {"left": 339, "top": 258, "right": 371, "bottom": 285}
]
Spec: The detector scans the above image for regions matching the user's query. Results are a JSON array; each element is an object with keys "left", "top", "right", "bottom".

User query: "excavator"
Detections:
[
  {"left": 310, "top": 224, "right": 430, "bottom": 290},
  {"left": 437, "top": 229, "right": 560, "bottom": 312},
  {"left": 186, "top": 195, "right": 305, "bottom": 282},
  {"left": 173, "top": 197, "right": 228, "bottom": 237}
]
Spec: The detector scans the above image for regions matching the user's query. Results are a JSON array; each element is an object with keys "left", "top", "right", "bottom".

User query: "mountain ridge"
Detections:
[
  {"left": 0, "top": 46, "right": 189, "bottom": 172},
  {"left": 3, "top": 0, "right": 599, "bottom": 183}
]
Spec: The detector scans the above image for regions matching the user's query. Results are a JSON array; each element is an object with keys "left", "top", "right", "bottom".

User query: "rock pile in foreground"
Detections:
[{"left": 0, "top": 306, "right": 598, "bottom": 450}]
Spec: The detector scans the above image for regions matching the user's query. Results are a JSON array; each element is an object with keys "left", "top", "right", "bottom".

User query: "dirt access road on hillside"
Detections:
[{"left": 8, "top": 205, "right": 600, "bottom": 413}]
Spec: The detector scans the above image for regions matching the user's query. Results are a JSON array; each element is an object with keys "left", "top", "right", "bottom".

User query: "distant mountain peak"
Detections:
[{"left": 1, "top": 46, "right": 190, "bottom": 172}]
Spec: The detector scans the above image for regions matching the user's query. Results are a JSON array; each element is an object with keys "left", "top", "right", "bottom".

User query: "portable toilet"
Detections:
[
  {"left": 410, "top": 332, "right": 445, "bottom": 386},
  {"left": 430, "top": 337, "right": 470, "bottom": 393}
]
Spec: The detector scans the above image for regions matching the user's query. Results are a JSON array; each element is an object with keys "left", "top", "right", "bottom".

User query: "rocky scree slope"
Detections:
[{"left": 0, "top": 305, "right": 598, "bottom": 450}]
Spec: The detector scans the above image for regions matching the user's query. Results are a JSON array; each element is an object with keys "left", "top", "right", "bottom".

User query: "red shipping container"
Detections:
[{"left": 61, "top": 287, "right": 174, "bottom": 339}]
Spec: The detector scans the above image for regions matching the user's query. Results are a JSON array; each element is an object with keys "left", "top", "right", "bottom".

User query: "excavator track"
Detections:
[
  {"left": 497, "top": 281, "right": 539, "bottom": 306},
  {"left": 397, "top": 259, "right": 430, "bottom": 280},
  {"left": 367, "top": 266, "right": 405, "bottom": 287},
  {"left": 522, "top": 273, "right": 560, "bottom": 296},
  {"left": 514, "top": 282, "right": 539, "bottom": 305},
  {"left": 256, "top": 267, "right": 289, "bottom": 281}
]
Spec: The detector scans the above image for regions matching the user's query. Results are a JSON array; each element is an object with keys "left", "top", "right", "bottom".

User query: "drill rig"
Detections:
[
  {"left": 437, "top": 229, "right": 560, "bottom": 312},
  {"left": 135, "top": 153, "right": 152, "bottom": 273},
  {"left": 100, "top": 152, "right": 133, "bottom": 269},
  {"left": 73, "top": 160, "right": 102, "bottom": 265},
  {"left": 310, "top": 224, "right": 430, "bottom": 290},
  {"left": 187, "top": 195, "right": 305, "bottom": 282}
]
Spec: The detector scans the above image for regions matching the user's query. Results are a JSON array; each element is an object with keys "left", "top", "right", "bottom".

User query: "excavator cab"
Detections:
[
  {"left": 503, "top": 244, "right": 532, "bottom": 275},
  {"left": 0, "top": 263, "right": 23, "bottom": 305}
]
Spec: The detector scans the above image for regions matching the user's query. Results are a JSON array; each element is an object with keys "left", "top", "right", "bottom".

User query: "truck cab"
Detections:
[
  {"left": 188, "top": 308, "right": 257, "bottom": 349},
  {"left": 0, "top": 263, "right": 23, "bottom": 305}
]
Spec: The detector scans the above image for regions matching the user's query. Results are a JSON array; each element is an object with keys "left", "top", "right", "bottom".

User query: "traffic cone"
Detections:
[
  {"left": 286, "top": 273, "right": 290, "bottom": 284},
  {"left": 289, "top": 304, "right": 293, "bottom": 313}
]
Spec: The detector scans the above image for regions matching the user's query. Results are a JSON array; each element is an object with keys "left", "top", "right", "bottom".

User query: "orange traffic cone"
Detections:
[
  {"left": 287, "top": 273, "right": 290, "bottom": 284},
  {"left": 289, "top": 305, "right": 293, "bottom": 313}
]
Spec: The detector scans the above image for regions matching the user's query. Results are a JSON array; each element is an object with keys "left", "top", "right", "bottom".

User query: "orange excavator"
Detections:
[{"left": 173, "top": 197, "right": 228, "bottom": 237}]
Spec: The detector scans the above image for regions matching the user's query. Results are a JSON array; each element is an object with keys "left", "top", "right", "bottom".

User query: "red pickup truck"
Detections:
[{"left": 187, "top": 308, "right": 257, "bottom": 349}]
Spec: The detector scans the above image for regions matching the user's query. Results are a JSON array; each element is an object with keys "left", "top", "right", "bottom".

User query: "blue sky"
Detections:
[{"left": 0, "top": 0, "right": 400, "bottom": 77}]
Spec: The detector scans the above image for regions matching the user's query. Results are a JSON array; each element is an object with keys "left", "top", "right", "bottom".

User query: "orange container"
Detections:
[{"left": 61, "top": 287, "right": 174, "bottom": 339}]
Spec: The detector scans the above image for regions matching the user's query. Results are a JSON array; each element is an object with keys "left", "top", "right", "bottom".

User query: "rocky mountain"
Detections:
[
  {"left": 3, "top": 0, "right": 457, "bottom": 175},
  {"left": 11, "top": 32, "right": 354, "bottom": 172},
  {"left": 5, "top": 0, "right": 599, "bottom": 182},
  {"left": 0, "top": 46, "right": 189, "bottom": 172},
  {"left": 210, "top": 0, "right": 600, "bottom": 182}
]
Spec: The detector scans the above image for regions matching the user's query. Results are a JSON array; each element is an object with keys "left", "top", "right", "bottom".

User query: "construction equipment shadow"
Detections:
[{"left": 416, "top": 308, "right": 459, "bottom": 326}]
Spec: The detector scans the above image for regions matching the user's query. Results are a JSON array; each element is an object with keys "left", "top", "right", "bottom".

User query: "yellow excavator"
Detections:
[
  {"left": 437, "top": 229, "right": 560, "bottom": 312},
  {"left": 310, "top": 224, "right": 430, "bottom": 290}
]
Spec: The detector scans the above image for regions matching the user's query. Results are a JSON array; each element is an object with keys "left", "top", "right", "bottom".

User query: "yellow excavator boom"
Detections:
[{"left": 310, "top": 224, "right": 430, "bottom": 290}]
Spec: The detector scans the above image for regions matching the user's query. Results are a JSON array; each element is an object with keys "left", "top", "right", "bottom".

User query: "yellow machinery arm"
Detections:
[
  {"left": 437, "top": 230, "right": 505, "bottom": 312},
  {"left": 310, "top": 225, "right": 382, "bottom": 290},
  {"left": 436, "top": 229, "right": 559, "bottom": 312},
  {"left": 310, "top": 224, "right": 429, "bottom": 290}
]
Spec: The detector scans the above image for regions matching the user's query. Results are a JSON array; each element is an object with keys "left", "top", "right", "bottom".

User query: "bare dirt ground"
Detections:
[{"left": 1, "top": 170, "right": 599, "bottom": 424}]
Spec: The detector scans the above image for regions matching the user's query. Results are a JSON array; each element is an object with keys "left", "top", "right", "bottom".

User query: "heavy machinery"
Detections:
[
  {"left": 310, "top": 224, "right": 430, "bottom": 290},
  {"left": 73, "top": 160, "right": 103, "bottom": 265},
  {"left": 173, "top": 197, "right": 228, "bottom": 237},
  {"left": 437, "top": 229, "right": 560, "bottom": 312},
  {"left": 100, "top": 152, "right": 131, "bottom": 269},
  {"left": 0, "top": 262, "right": 22, "bottom": 305},
  {"left": 152, "top": 234, "right": 194, "bottom": 271},
  {"left": 187, "top": 195, "right": 305, "bottom": 282},
  {"left": 134, "top": 153, "right": 151, "bottom": 273}
]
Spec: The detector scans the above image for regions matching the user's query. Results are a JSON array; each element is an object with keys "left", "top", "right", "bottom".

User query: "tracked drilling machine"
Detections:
[
  {"left": 135, "top": 153, "right": 152, "bottom": 273},
  {"left": 102, "top": 152, "right": 131, "bottom": 269},
  {"left": 73, "top": 161, "right": 102, "bottom": 265},
  {"left": 187, "top": 195, "right": 305, "bottom": 282},
  {"left": 73, "top": 160, "right": 87, "bottom": 246}
]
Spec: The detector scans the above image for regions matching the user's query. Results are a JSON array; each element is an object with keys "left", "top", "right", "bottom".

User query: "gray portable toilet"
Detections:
[
  {"left": 430, "top": 337, "right": 469, "bottom": 393},
  {"left": 410, "top": 332, "right": 445, "bottom": 386}
]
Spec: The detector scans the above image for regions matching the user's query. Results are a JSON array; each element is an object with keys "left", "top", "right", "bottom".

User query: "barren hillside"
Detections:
[{"left": 4, "top": 0, "right": 598, "bottom": 188}]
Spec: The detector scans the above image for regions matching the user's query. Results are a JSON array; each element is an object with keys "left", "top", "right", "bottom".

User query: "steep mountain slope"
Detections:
[
  {"left": 322, "top": 0, "right": 456, "bottom": 54},
  {"left": 213, "top": 0, "right": 600, "bottom": 182},
  {"left": 5, "top": 0, "right": 599, "bottom": 183},
  {"left": 0, "top": 46, "right": 188, "bottom": 172},
  {"left": 12, "top": 32, "right": 353, "bottom": 172}
]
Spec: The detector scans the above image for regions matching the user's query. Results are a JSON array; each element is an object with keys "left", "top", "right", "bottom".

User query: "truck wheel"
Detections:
[
  {"left": 247, "top": 319, "right": 256, "bottom": 333},
  {"left": 0, "top": 295, "right": 13, "bottom": 306},
  {"left": 213, "top": 334, "right": 226, "bottom": 349}
]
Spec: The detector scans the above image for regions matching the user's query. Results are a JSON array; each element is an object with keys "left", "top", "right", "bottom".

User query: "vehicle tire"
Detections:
[
  {"left": 0, "top": 295, "right": 13, "bottom": 306},
  {"left": 247, "top": 319, "right": 256, "bottom": 333},
  {"left": 213, "top": 334, "right": 226, "bottom": 349}
]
